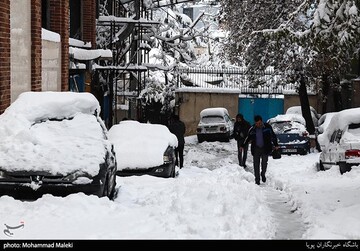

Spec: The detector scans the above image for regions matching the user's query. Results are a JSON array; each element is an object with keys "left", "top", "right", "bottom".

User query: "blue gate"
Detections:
[{"left": 239, "top": 97, "right": 284, "bottom": 123}]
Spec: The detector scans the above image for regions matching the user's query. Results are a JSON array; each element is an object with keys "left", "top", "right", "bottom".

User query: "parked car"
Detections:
[
  {"left": 0, "top": 91, "right": 117, "bottom": 200},
  {"left": 108, "top": 120, "right": 178, "bottom": 178},
  {"left": 316, "top": 112, "right": 338, "bottom": 135},
  {"left": 196, "top": 107, "right": 234, "bottom": 143},
  {"left": 267, "top": 114, "right": 311, "bottom": 155},
  {"left": 315, "top": 112, "right": 338, "bottom": 151},
  {"left": 318, "top": 108, "right": 360, "bottom": 174},
  {"left": 285, "top": 106, "right": 321, "bottom": 128}
]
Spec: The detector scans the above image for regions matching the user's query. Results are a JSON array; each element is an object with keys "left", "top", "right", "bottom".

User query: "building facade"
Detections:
[{"left": 0, "top": 0, "right": 97, "bottom": 114}]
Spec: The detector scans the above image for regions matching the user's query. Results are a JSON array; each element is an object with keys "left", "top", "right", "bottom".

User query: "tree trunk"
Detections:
[
  {"left": 333, "top": 78, "right": 343, "bottom": 112},
  {"left": 299, "top": 74, "right": 315, "bottom": 135},
  {"left": 321, "top": 75, "right": 329, "bottom": 114}
]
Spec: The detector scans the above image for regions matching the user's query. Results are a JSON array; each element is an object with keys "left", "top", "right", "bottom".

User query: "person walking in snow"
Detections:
[
  {"left": 233, "top": 113, "right": 251, "bottom": 168},
  {"left": 241, "top": 115, "right": 279, "bottom": 185},
  {"left": 168, "top": 114, "right": 186, "bottom": 168}
]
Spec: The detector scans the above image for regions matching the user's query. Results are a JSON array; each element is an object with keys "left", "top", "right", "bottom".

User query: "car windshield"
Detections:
[
  {"left": 270, "top": 121, "right": 292, "bottom": 133},
  {"left": 201, "top": 116, "right": 225, "bottom": 124}
]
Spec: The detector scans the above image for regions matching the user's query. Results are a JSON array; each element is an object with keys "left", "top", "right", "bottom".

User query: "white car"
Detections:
[
  {"left": 196, "top": 107, "right": 234, "bottom": 143},
  {"left": 316, "top": 112, "right": 338, "bottom": 134},
  {"left": 318, "top": 108, "right": 360, "bottom": 174},
  {"left": 315, "top": 112, "right": 338, "bottom": 151}
]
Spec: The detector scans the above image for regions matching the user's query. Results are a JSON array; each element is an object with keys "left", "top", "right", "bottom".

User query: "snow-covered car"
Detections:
[
  {"left": 316, "top": 112, "right": 338, "bottom": 135},
  {"left": 285, "top": 106, "right": 321, "bottom": 128},
  {"left": 196, "top": 107, "right": 234, "bottom": 143},
  {"left": 315, "top": 112, "right": 338, "bottom": 151},
  {"left": 318, "top": 108, "right": 360, "bottom": 174},
  {"left": 0, "top": 91, "right": 117, "bottom": 200},
  {"left": 108, "top": 121, "right": 178, "bottom": 178},
  {"left": 268, "top": 114, "right": 310, "bottom": 155}
]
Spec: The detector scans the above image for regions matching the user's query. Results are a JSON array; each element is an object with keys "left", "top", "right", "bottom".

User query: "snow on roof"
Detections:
[
  {"left": 1, "top": 91, "right": 100, "bottom": 125},
  {"left": 42, "top": 28, "right": 60, "bottom": 43},
  {"left": 69, "top": 38, "right": 92, "bottom": 48},
  {"left": 200, "top": 107, "right": 229, "bottom": 118},
  {"left": 69, "top": 61, "right": 87, "bottom": 70},
  {"left": 177, "top": 87, "right": 241, "bottom": 94},
  {"left": 69, "top": 47, "right": 113, "bottom": 61},
  {"left": 98, "top": 15, "right": 160, "bottom": 26},
  {"left": 0, "top": 91, "right": 108, "bottom": 176},
  {"left": 108, "top": 121, "right": 178, "bottom": 170},
  {"left": 267, "top": 113, "right": 306, "bottom": 125},
  {"left": 286, "top": 106, "right": 319, "bottom": 117}
]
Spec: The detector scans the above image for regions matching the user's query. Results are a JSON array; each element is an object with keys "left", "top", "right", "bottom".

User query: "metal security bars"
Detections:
[{"left": 175, "top": 67, "right": 299, "bottom": 94}]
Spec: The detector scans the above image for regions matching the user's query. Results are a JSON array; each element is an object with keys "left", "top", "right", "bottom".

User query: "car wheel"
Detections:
[
  {"left": 102, "top": 172, "right": 116, "bottom": 200},
  {"left": 339, "top": 162, "right": 352, "bottom": 175},
  {"left": 319, "top": 160, "right": 325, "bottom": 171},
  {"left": 197, "top": 135, "right": 203, "bottom": 143},
  {"left": 170, "top": 165, "right": 176, "bottom": 178}
]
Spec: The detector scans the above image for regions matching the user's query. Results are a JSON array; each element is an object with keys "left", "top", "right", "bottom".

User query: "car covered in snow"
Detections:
[
  {"left": 316, "top": 112, "right": 338, "bottom": 135},
  {"left": 285, "top": 105, "right": 321, "bottom": 128},
  {"left": 267, "top": 113, "right": 310, "bottom": 155},
  {"left": 0, "top": 91, "right": 117, "bottom": 200},
  {"left": 196, "top": 107, "right": 234, "bottom": 143},
  {"left": 318, "top": 108, "right": 360, "bottom": 174},
  {"left": 315, "top": 112, "right": 338, "bottom": 151},
  {"left": 108, "top": 121, "right": 178, "bottom": 178}
]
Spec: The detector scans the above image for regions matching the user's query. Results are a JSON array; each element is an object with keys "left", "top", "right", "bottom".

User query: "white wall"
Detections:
[
  {"left": 10, "top": 0, "right": 31, "bottom": 102},
  {"left": 42, "top": 39, "right": 62, "bottom": 91}
]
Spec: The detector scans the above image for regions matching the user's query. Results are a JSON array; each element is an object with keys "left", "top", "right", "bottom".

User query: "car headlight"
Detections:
[
  {"left": 163, "top": 155, "right": 170, "bottom": 163},
  {"left": 0, "top": 170, "right": 7, "bottom": 179},
  {"left": 163, "top": 146, "right": 174, "bottom": 164}
]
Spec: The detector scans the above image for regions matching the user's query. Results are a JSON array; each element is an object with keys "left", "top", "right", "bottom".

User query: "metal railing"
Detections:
[{"left": 175, "top": 67, "right": 299, "bottom": 94}]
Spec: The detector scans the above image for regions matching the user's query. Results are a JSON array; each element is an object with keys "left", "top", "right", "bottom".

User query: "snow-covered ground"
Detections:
[{"left": 1, "top": 136, "right": 360, "bottom": 241}]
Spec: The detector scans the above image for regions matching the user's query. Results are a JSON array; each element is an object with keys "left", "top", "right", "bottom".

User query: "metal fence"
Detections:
[{"left": 175, "top": 67, "right": 299, "bottom": 94}]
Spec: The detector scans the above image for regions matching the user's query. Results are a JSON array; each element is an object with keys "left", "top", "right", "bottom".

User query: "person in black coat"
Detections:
[
  {"left": 233, "top": 113, "right": 251, "bottom": 168},
  {"left": 241, "top": 115, "right": 279, "bottom": 185},
  {"left": 168, "top": 114, "right": 186, "bottom": 168}
]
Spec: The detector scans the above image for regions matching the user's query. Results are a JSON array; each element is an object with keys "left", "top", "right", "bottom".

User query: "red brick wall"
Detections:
[
  {"left": 50, "top": 0, "right": 69, "bottom": 91},
  {"left": 31, "top": 0, "right": 42, "bottom": 91},
  {"left": 0, "top": 0, "right": 11, "bottom": 114},
  {"left": 83, "top": 0, "right": 96, "bottom": 49}
]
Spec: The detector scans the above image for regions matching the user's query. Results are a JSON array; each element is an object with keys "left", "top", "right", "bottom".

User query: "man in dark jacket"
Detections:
[
  {"left": 241, "top": 115, "right": 279, "bottom": 185},
  {"left": 233, "top": 113, "right": 251, "bottom": 168},
  {"left": 168, "top": 114, "right": 186, "bottom": 168}
]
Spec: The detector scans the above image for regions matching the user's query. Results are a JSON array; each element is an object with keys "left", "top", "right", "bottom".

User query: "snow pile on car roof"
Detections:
[
  {"left": 108, "top": 121, "right": 178, "bottom": 170},
  {"left": 318, "top": 107, "right": 360, "bottom": 146},
  {"left": 5, "top": 91, "right": 100, "bottom": 122},
  {"left": 268, "top": 113, "right": 306, "bottom": 125},
  {"left": 0, "top": 91, "right": 108, "bottom": 176},
  {"left": 200, "top": 107, "right": 229, "bottom": 118}
]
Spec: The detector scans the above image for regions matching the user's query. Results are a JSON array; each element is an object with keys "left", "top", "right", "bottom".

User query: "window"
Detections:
[
  {"left": 41, "top": 0, "right": 50, "bottom": 29},
  {"left": 70, "top": 0, "right": 82, "bottom": 39},
  {"left": 330, "top": 129, "right": 342, "bottom": 143}
]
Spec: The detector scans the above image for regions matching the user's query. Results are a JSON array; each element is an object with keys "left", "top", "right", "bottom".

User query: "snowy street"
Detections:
[{"left": 1, "top": 135, "right": 360, "bottom": 241}]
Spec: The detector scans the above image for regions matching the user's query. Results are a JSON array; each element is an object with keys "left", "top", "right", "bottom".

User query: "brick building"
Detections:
[{"left": 0, "top": 0, "right": 97, "bottom": 114}]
